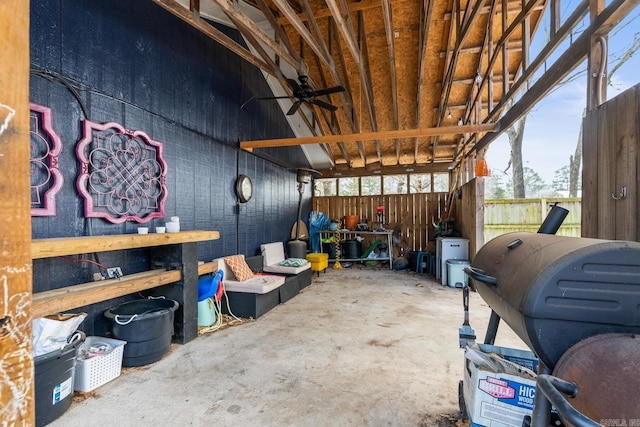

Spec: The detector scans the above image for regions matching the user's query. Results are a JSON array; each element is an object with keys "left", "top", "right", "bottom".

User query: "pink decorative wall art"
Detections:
[
  {"left": 30, "top": 103, "right": 64, "bottom": 216},
  {"left": 76, "top": 120, "right": 168, "bottom": 224}
]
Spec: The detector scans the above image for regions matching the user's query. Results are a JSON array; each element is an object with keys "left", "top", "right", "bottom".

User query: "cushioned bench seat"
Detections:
[
  {"left": 260, "top": 242, "right": 312, "bottom": 295},
  {"left": 214, "top": 255, "right": 284, "bottom": 319}
]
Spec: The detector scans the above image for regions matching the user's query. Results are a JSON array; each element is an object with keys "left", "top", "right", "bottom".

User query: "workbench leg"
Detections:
[{"left": 150, "top": 242, "right": 199, "bottom": 344}]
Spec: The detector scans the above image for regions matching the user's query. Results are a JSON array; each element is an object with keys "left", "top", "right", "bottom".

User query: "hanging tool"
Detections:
[{"left": 459, "top": 284, "right": 476, "bottom": 348}]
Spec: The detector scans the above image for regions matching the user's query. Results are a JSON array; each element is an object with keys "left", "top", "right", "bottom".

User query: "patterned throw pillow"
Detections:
[{"left": 224, "top": 255, "right": 254, "bottom": 282}]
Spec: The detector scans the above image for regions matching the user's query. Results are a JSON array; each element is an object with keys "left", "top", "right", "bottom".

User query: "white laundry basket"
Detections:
[{"left": 74, "top": 336, "right": 126, "bottom": 392}]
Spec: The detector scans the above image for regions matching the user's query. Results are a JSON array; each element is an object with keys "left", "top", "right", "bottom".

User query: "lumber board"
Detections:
[
  {"left": 32, "top": 269, "right": 182, "bottom": 318},
  {"left": 198, "top": 261, "right": 219, "bottom": 275},
  {"left": 0, "top": 0, "right": 32, "bottom": 422},
  {"left": 32, "top": 230, "right": 220, "bottom": 259}
]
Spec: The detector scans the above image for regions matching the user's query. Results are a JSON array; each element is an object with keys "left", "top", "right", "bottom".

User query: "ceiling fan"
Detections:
[{"left": 257, "top": 75, "right": 345, "bottom": 116}]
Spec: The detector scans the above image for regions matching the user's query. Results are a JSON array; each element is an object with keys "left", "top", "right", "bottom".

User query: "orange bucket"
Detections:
[{"left": 344, "top": 215, "right": 359, "bottom": 230}]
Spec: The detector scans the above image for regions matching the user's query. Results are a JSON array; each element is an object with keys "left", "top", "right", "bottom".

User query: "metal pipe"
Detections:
[
  {"left": 537, "top": 202, "right": 569, "bottom": 235},
  {"left": 531, "top": 362, "right": 552, "bottom": 427},
  {"left": 483, "top": 310, "right": 500, "bottom": 345},
  {"left": 536, "top": 374, "right": 603, "bottom": 427}
]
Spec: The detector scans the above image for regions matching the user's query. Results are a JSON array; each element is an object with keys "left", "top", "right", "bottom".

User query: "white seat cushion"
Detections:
[
  {"left": 261, "top": 242, "right": 311, "bottom": 274},
  {"left": 261, "top": 242, "right": 286, "bottom": 265},
  {"left": 214, "top": 256, "right": 285, "bottom": 294}
]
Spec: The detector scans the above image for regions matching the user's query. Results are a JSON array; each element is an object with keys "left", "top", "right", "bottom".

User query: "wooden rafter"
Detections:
[
  {"left": 329, "top": 17, "right": 357, "bottom": 133},
  {"left": 275, "top": 0, "right": 402, "bottom": 25},
  {"left": 153, "top": 0, "right": 274, "bottom": 73},
  {"left": 476, "top": 0, "right": 639, "bottom": 152},
  {"left": 482, "top": 0, "right": 589, "bottom": 124},
  {"left": 254, "top": 0, "right": 301, "bottom": 63},
  {"left": 209, "top": 0, "right": 301, "bottom": 69},
  {"left": 358, "top": 11, "right": 382, "bottom": 164},
  {"left": 326, "top": 0, "right": 377, "bottom": 137},
  {"left": 432, "top": 0, "right": 486, "bottom": 161},
  {"left": 158, "top": 0, "right": 638, "bottom": 176},
  {"left": 241, "top": 123, "right": 497, "bottom": 149},
  {"left": 270, "top": 0, "right": 333, "bottom": 69},
  {"left": 414, "top": 0, "right": 435, "bottom": 163}
]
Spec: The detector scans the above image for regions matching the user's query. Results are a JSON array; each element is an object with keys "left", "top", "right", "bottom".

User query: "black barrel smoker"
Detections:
[{"left": 466, "top": 222, "right": 640, "bottom": 425}]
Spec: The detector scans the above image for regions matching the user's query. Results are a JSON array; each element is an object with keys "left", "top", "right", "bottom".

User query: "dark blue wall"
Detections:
[{"left": 30, "top": 0, "right": 312, "bottom": 334}]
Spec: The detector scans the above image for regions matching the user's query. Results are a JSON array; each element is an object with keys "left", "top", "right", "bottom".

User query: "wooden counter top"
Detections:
[{"left": 31, "top": 230, "right": 220, "bottom": 259}]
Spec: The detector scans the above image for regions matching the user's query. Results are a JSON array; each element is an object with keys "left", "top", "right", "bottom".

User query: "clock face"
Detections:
[{"left": 236, "top": 174, "right": 253, "bottom": 203}]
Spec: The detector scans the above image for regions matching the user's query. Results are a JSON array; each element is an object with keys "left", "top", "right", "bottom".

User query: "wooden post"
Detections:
[
  {"left": 587, "top": 0, "right": 606, "bottom": 110},
  {"left": 0, "top": 0, "right": 34, "bottom": 424}
]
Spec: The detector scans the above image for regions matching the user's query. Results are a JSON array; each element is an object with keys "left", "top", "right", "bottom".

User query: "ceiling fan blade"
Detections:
[
  {"left": 286, "top": 100, "right": 303, "bottom": 115},
  {"left": 313, "top": 86, "right": 345, "bottom": 97},
  {"left": 286, "top": 78, "right": 302, "bottom": 93},
  {"left": 310, "top": 99, "right": 338, "bottom": 111}
]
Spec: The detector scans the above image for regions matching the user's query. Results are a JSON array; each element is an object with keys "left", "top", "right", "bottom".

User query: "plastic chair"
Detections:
[{"left": 416, "top": 251, "right": 434, "bottom": 275}]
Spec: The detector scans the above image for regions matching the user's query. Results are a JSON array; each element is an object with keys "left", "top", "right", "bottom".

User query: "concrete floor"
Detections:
[{"left": 50, "top": 267, "right": 527, "bottom": 427}]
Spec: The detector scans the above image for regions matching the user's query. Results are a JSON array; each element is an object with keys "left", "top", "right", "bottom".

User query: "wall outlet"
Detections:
[{"left": 106, "top": 267, "right": 122, "bottom": 279}]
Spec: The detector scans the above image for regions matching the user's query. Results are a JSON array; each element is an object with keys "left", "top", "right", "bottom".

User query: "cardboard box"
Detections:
[{"left": 463, "top": 344, "right": 538, "bottom": 427}]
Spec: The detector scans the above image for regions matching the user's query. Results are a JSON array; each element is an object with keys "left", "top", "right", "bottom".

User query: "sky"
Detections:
[{"left": 484, "top": 5, "right": 640, "bottom": 185}]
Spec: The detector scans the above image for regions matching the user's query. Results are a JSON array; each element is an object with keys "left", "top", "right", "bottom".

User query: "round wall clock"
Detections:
[{"left": 235, "top": 174, "right": 253, "bottom": 203}]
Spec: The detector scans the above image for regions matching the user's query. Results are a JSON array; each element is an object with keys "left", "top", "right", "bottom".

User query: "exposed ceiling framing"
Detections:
[{"left": 153, "top": 0, "right": 640, "bottom": 179}]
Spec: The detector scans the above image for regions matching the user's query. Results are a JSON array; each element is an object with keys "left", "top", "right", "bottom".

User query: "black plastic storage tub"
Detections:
[
  {"left": 34, "top": 336, "right": 84, "bottom": 426},
  {"left": 104, "top": 298, "right": 178, "bottom": 367}
]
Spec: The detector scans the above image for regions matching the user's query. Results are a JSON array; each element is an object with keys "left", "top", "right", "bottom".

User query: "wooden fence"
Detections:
[
  {"left": 484, "top": 198, "right": 582, "bottom": 242},
  {"left": 313, "top": 193, "right": 449, "bottom": 253},
  {"left": 312, "top": 196, "right": 582, "bottom": 256}
]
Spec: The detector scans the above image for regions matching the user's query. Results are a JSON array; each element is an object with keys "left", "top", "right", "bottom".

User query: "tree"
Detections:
[
  {"left": 485, "top": 174, "right": 509, "bottom": 199},
  {"left": 523, "top": 167, "right": 548, "bottom": 197},
  {"left": 501, "top": 14, "right": 639, "bottom": 200},
  {"left": 552, "top": 165, "right": 570, "bottom": 193},
  {"left": 505, "top": 116, "right": 527, "bottom": 198},
  {"left": 568, "top": 111, "right": 583, "bottom": 197}
]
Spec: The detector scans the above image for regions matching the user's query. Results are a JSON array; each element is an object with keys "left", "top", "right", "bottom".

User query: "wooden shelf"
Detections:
[
  {"left": 197, "top": 260, "right": 219, "bottom": 276},
  {"left": 31, "top": 230, "right": 220, "bottom": 342},
  {"left": 32, "top": 230, "right": 220, "bottom": 259},
  {"left": 32, "top": 269, "right": 182, "bottom": 318}
]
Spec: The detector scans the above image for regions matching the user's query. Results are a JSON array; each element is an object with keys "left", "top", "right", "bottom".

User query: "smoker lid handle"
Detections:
[{"left": 464, "top": 266, "right": 498, "bottom": 286}]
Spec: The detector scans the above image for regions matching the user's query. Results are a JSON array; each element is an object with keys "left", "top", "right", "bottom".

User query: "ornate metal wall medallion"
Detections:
[
  {"left": 30, "top": 103, "right": 63, "bottom": 216},
  {"left": 76, "top": 120, "right": 168, "bottom": 224}
]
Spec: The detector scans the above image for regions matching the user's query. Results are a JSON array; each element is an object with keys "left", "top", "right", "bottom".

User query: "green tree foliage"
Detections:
[
  {"left": 485, "top": 167, "right": 549, "bottom": 198},
  {"left": 552, "top": 165, "right": 570, "bottom": 192},
  {"left": 523, "top": 167, "right": 548, "bottom": 197},
  {"left": 485, "top": 174, "right": 509, "bottom": 199}
]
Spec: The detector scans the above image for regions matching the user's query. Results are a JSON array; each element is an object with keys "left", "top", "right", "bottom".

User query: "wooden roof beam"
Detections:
[
  {"left": 270, "top": 0, "right": 334, "bottom": 70},
  {"left": 275, "top": 0, "right": 411, "bottom": 25},
  {"left": 241, "top": 123, "right": 497, "bottom": 149},
  {"left": 483, "top": 0, "right": 589, "bottom": 123},
  {"left": 432, "top": 0, "right": 487, "bottom": 160},
  {"left": 328, "top": 18, "right": 358, "bottom": 133},
  {"left": 358, "top": 11, "right": 378, "bottom": 164},
  {"left": 209, "top": 0, "right": 302, "bottom": 69},
  {"left": 254, "top": 0, "right": 301, "bottom": 64},
  {"left": 462, "top": 0, "right": 497, "bottom": 127},
  {"left": 414, "top": 0, "right": 435, "bottom": 165},
  {"left": 382, "top": 0, "right": 399, "bottom": 133},
  {"left": 438, "top": 0, "right": 487, "bottom": 124},
  {"left": 319, "top": 162, "right": 452, "bottom": 177},
  {"left": 473, "top": 0, "right": 548, "bottom": 108},
  {"left": 438, "top": 40, "right": 522, "bottom": 57},
  {"left": 153, "top": 0, "right": 274, "bottom": 73},
  {"left": 326, "top": 0, "right": 378, "bottom": 139},
  {"left": 477, "top": 0, "right": 639, "bottom": 152},
  {"left": 443, "top": 2, "right": 545, "bottom": 19}
]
